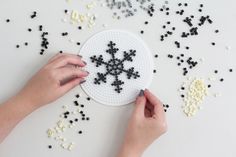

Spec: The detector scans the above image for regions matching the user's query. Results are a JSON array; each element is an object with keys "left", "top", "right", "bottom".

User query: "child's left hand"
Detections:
[{"left": 17, "top": 53, "right": 89, "bottom": 109}]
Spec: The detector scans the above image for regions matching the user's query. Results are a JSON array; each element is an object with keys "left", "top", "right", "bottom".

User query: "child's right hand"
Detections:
[{"left": 118, "top": 89, "right": 167, "bottom": 157}]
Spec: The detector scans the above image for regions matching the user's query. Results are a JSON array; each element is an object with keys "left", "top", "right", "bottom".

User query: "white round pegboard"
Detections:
[{"left": 80, "top": 30, "right": 154, "bottom": 106}]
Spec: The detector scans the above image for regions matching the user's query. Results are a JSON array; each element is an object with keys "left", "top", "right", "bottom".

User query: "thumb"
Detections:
[{"left": 134, "top": 90, "right": 146, "bottom": 118}]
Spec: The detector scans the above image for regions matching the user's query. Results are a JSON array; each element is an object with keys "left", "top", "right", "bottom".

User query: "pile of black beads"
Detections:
[
  {"left": 104, "top": 0, "right": 156, "bottom": 18},
  {"left": 39, "top": 25, "right": 49, "bottom": 55},
  {"left": 159, "top": 2, "right": 171, "bottom": 16},
  {"left": 163, "top": 104, "right": 170, "bottom": 112},
  {"left": 213, "top": 68, "right": 234, "bottom": 84},
  {"left": 30, "top": 11, "right": 37, "bottom": 19},
  {"left": 168, "top": 53, "right": 198, "bottom": 76},
  {"left": 63, "top": 98, "right": 90, "bottom": 123},
  {"left": 160, "top": 21, "right": 176, "bottom": 41},
  {"left": 63, "top": 111, "right": 70, "bottom": 119},
  {"left": 61, "top": 32, "right": 68, "bottom": 36},
  {"left": 156, "top": 2, "right": 218, "bottom": 48},
  {"left": 175, "top": 3, "right": 189, "bottom": 15}
]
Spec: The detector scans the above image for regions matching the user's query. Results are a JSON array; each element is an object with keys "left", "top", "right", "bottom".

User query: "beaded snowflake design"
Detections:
[{"left": 90, "top": 41, "right": 140, "bottom": 93}]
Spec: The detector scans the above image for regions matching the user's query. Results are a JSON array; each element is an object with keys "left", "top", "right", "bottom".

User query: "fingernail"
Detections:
[
  {"left": 83, "top": 61, "right": 87, "bottom": 65},
  {"left": 80, "top": 80, "right": 86, "bottom": 84},
  {"left": 77, "top": 54, "right": 82, "bottom": 58},
  {"left": 139, "top": 89, "right": 144, "bottom": 97}
]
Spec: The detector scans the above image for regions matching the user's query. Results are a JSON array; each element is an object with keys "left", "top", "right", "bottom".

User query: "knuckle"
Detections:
[
  {"left": 60, "top": 55, "right": 69, "bottom": 61},
  {"left": 161, "top": 122, "right": 168, "bottom": 133}
]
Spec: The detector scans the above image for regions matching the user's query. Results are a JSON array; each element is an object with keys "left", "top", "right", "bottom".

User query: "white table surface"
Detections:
[{"left": 0, "top": 0, "right": 236, "bottom": 157}]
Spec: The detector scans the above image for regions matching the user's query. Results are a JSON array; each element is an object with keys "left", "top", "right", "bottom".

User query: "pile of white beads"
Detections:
[{"left": 182, "top": 78, "right": 208, "bottom": 117}]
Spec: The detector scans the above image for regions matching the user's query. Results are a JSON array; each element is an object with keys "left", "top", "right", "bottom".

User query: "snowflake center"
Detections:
[{"left": 107, "top": 59, "right": 124, "bottom": 75}]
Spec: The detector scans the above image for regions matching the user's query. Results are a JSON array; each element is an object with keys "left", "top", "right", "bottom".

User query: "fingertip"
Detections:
[
  {"left": 135, "top": 89, "right": 145, "bottom": 103},
  {"left": 77, "top": 54, "right": 83, "bottom": 58},
  {"left": 138, "top": 89, "right": 145, "bottom": 97},
  {"left": 79, "top": 79, "right": 86, "bottom": 85},
  {"left": 134, "top": 90, "right": 147, "bottom": 116},
  {"left": 144, "top": 89, "right": 150, "bottom": 96},
  {"left": 78, "top": 60, "right": 86, "bottom": 66},
  {"left": 80, "top": 70, "right": 89, "bottom": 77}
]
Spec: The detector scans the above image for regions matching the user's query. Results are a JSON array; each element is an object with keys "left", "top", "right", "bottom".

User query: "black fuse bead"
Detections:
[{"left": 74, "top": 101, "right": 79, "bottom": 106}]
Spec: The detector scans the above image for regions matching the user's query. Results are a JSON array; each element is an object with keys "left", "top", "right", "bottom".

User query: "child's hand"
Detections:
[
  {"left": 17, "top": 53, "right": 88, "bottom": 109},
  {"left": 118, "top": 89, "right": 167, "bottom": 157}
]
